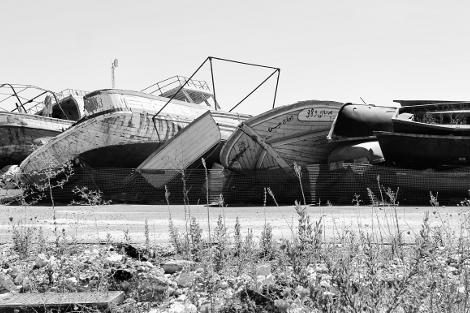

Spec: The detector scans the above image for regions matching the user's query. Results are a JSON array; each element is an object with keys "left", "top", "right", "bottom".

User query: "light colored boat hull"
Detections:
[
  {"left": 220, "top": 100, "right": 342, "bottom": 172},
  {"left": 138, "top": 110, "right": 249, "bottom": 188},
  {"left": 19, "top": 89, "right": 213, "bottom": 177},
  {"left": 19, "top": 111, "right": 193, "bottom": 176}
]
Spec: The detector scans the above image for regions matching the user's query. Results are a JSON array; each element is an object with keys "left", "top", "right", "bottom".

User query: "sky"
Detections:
[{"left": 2, "top": 1, "right": 470, "bottom": 115}]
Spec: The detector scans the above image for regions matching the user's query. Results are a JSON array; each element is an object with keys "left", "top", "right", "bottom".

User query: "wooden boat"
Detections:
[
  {"left": 137, "top": 110, "right": 250, "bottom": 188},
  {"left": 375, "top": 131, "right": 470, "bottom": 169},
  {"left": 219, "top": 100, "right": 343, "bottom": 173},
  {"left": 0, "top": 85, "right": 87, "bottom": 168},
  {"left": 390, "top": 101, "right": 470, "bottom": 135},
  {"left": 19, "top": 87, "right": 213, "bottom": 178}
]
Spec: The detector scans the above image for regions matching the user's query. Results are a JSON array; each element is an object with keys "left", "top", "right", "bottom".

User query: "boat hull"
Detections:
[
  {"left": 327, "top": 103, "right": 396, "bottom": 141},
  {"left": 19, "top": 111, "right": 192, "bottom": 177},
  {"left": 220, "top": 100, "right": 343, "bottom": 172},
  {"left": 328, "top": 140, "right": 384, "bottom": 166},
  {"left": 0, "top": 112, "right": 73, "bottom": 168},
  {"left": 376, "top": 131, "right": 470, "bottom": 169},
  {"left": 138, "top": 110, "right": 249, "bottom": 188}
]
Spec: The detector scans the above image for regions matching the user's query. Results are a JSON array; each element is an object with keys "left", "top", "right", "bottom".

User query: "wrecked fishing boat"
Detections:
[
  {"left": 376, "top": 100, "right": 470, "bottom": 169},
  {"left": 390, "top": 101, "right": 470, "bottom": 135},
  {"left": 19, "top": 78, "right": 214, "bottom": 180},
  {"left": 137, "top": 110, "right": 250, "bottom": 188},
  {"left": 375, "top": 131, "right": 470, "bottom": 169},
  {"left": 219, "top": 100, "right": 343, "bottom": 173},
  {"left": 0, "top": 84, "right": 87, "bottom": 168},
  {"left": 326, "top": 103, "right": 396, "bottom": 166}
]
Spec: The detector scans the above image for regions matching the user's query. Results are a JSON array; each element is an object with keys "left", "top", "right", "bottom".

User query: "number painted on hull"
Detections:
[{"left": 298, "top": 108, "right": 335, "bottom": 121}]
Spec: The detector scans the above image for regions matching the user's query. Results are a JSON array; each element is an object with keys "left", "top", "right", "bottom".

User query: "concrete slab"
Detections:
[{"left": 0, "top": 291, "right": 124, "bottom": 313}]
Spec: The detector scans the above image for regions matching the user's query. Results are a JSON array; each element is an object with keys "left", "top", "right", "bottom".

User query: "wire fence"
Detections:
[{"left": 36, "top": 164, "right": 470, "bottom": 206}]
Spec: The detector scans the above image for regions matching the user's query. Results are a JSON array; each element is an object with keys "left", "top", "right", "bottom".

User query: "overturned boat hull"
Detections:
[{"left": 220, "top": 100, "right": 343, "bottom": 173}]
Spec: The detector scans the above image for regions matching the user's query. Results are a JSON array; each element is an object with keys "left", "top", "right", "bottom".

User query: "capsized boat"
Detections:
[
  {"left": 0, "top": 84, "right": 87, "bottom": 168},
  {"left": 137, "top": 110, "right": 250, "bottom": 188},
  {"left": 219, "top": 100, "right": 343, "bottom": 173}
]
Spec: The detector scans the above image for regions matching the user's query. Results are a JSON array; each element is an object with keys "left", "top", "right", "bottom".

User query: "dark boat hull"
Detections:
[
  {"left": 327, "top": 103, "right": 396, "bottom": 141},
  {"left": 78, "top": 142, "right": 163, "bottom": 168},
  {"left": 376, "top": 131, "right": 470, "bottom": 169}
]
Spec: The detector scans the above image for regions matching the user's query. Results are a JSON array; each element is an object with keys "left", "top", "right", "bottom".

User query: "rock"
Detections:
[
  {"left": 161, "top": 260, "right": 195, "bottom": 274},
  {"left": 176, "top": 272, "right": 195, "bottom": 288},
  {"left": 168, "top": 302, "right": 197, "bottom": 313},
  {"left": 112, "top": 269, "right": 133, "bottom": 281},
  {"left": 200, "top": 302, "right": 211, "bottom": 313},
  {"left": 13, "top": 273, "right": 24, "bottom": 284},
  {"left": 256, "top": 264, "right": 271, "bottom": 276},
  {"left": 0, "top": 272, "right": 19, "bottom": 293},
  {"left": 117, "top": 243, "right": 147, "bottom": 261},
  {"left": 33, "top": 258, "right": 48, "bottom": 270},
  {"left": 105, "top": 253, "right": 123, "bottom": 265}
]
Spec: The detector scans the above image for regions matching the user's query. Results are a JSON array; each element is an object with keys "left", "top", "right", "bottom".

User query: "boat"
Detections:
[
  {"left": 327, "top": 103, "right": 396, "bottom": 142},
  {"left": 325, "top": 103, "right": 396, "bottom": 167},
  {"left": 0, "top": 84, "right": 87, "bottom": 169},
  {"left": 327, "top": 141, "right": 385, "bottom": 168},
  {"left": 18, "top": 77, "right": 224, "bottom": 182},
  {"left": 373, "top": 101, "right": 470, "bottom": 169},
  {"left": 375, "top": 131, "right": 470, "bottom": 169},
  {"left": 137, "top": 110, "right": 250, "bottom": 188},
  {"left": 390, "top": 101, "right": 470, "bottom": 135},
  {"left": 219, "top": 100, "right": 343, "bottom": 173}
]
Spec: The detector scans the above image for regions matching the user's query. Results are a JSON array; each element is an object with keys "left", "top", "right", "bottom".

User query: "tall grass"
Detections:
[{"left": 4, "top": 161, "right": 470, "bottom": 312}]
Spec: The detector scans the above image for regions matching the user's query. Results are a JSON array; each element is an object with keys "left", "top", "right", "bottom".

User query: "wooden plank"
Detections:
[
  {"left": 239, "top": 123, "right": 291, "bottom": 170},
  {"left": 0, "top": 291, "right": 124, "bottom": 313}
]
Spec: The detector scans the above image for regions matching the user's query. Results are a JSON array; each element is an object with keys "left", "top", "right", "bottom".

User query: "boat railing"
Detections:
[
  {"left": 0, "top": 84, "right": 89, "bottom": 115},
  {"left": 141, "top": 75, "right": 211, "bottom": 96},
  {"left": 56, "top": 89, "right": 89, "bottom": 99},
  {"left": 21, "top": 89, "right": 88, "bottom": 115}
]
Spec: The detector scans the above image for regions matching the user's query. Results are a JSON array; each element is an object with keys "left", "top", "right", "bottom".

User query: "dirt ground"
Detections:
[{"left": 1, "top": 203, "right": 468, "bottom": 246}]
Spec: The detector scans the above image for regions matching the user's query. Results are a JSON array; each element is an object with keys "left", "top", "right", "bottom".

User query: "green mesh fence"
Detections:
[{"left": 30, "top": 164, "right": 470, "bottom": 206}]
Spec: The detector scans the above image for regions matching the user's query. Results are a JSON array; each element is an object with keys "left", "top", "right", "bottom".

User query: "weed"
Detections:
[
  {"left": 352, "top": 193, "right": 363, "bottom": 206},
  {"left": 9, "top": 217, "right": 36, "bottom": 259},
  {"left": 144, "top": 218, "right": 150, "bottom": 251},
  {"left": 213, "top": 214, "right": 228, "bottom": 273}
]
